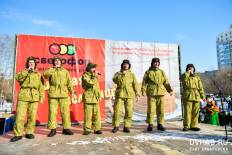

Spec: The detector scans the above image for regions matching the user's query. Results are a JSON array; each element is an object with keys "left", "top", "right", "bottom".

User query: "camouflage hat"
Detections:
[
  {"left": 121, "top": 59, "right": 131, "bottom": 69},
  {"left": 151, "top": 57, "right": 160, "bottom": 63},
  {"left": 151, "top": 57, "right": 160, "bottom": 67},
  {"left": 186, "top": 64, "right": 196, "bottom": 72},
  {"left": 52, "top": 56, "right": 62, "bottom": 65},
  {"left": 186, "top": 64, "right": 194, "bottom": 68},
  {"left": 86, "top": 62, "right": 97, "bottom": 72},
  {"left": 52, "top": 56, "right": 61, "bottom": 61}
]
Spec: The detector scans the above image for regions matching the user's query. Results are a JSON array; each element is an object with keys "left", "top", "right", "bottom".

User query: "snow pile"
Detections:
[{"left": 66, "top": 131, "right": 226, "bottom": 145}]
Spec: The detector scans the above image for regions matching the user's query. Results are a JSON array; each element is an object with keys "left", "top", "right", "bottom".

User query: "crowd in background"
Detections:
[{"left": 199, "top": 94, "right": 232, "bottom": 127}]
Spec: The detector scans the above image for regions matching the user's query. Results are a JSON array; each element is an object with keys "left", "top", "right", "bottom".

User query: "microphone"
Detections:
[
  {"left": 55, "top": 65, "right": 59, "bottom": 68},
  {"left": 93, "top": 71, "right": 101, "bottom": 75},
  {"left": 28, "top": 67, "right": 33, "bottom": 73}
]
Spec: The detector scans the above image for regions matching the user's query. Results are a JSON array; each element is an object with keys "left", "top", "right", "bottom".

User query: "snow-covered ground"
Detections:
[{"left": 1, "top": 121, "right": 231, "bottom": 155}]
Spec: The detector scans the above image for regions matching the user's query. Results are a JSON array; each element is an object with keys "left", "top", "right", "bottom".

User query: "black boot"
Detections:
[
  {"left": 83, "top": 131, "right": 91, "bottom": 135},
  {"left": 94, "top": 130, "right": 103, "bottom": 134},
  {"left": 147, "top": 124, "right": 153, "bottom": 131},
  {"left": 25, "top": 134, "right": 35, "bottom": 139},
  {"left": 112, "top": 127, "right": 119, "bottom": 133},
  {"left": 62, "top": 129, "right": 74, "bottom": 135},
  {"left": 183, "top": 127, "right": 189, "bottom": 131},
  {"left": 48, "top": 129, "right": 56, "bottom": 137},
  {"left": 123, "top": 127, "right": 130, "bottom": 133},
  {"left": 190, "top": 127, "right": 200, "bottom": 131},
  {"left": 10, "top": 136, "right": 23, "bottom": 142},
  {"left": 157, "top": 124, "right": 166, "bottom": 131}
]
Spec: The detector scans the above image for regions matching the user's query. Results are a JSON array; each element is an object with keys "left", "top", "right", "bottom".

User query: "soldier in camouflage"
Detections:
[
  {"left": 44, "top": 57, "right": 75, "bottom": 137},
  {"left": 181, "top": 64, "right": 205, "bottom": 131},
  {"left": 142, "top": 58, "right": 173, "bottom": 132},
  {"left": 81, "top": 62, "right": 102, "bottom": 135},
  {"left": 11, "top": 57, "right": 44, "bottom": 142},
  {"left": 112, "top": 59, "right": 140, "bottom": 133}
]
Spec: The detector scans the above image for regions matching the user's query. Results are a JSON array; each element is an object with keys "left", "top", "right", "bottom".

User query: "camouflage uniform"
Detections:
[
  {"left": 81, "top": 63, "right": 101, "bottom": 133},
  {"left": 182, "top": 70, "right": 205, "bottom": 129},
  {"left": 44, "top": 66, "right": 74, "bottom": 130},
  {"left": 14, "top": 69, "right": 44, "bottom": 137},
  {"left": 112, "top": 69, "right": 140, "bottom": 128},
  {"left": 142, "top": 67, "right": 173, "bottom": 126}
]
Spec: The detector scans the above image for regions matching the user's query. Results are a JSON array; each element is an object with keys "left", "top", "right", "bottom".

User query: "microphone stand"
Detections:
[
  {"left": 218, "top": 90, "right": 228, "bottom": 141},
  {"left": 210, "top": 78, "right": 231, "bottom": 142}
]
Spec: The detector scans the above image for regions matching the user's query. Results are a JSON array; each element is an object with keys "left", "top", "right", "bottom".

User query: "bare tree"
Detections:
[
  {"left": 0, "top": 34, "right": 14, "bottom": 102},
  {"left": 199, "top": 68, "right": 232, "bottom": 96}
]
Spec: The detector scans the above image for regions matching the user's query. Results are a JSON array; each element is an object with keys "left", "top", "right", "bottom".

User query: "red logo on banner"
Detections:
[{"left": 49, "top": 43, "right": 76, "bottom": 55}]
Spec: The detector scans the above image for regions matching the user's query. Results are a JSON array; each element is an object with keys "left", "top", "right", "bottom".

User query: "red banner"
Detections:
[{"left": 14, "top": 34, "right": 105, "bottom": 124}]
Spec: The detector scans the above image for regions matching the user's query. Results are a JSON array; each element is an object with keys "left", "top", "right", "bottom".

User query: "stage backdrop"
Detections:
[{"left": 14, "top": 34, "right": 181, "bottom": 124}]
